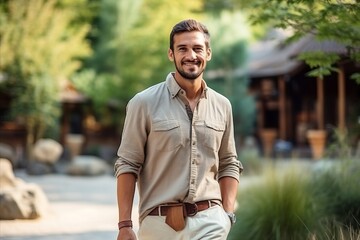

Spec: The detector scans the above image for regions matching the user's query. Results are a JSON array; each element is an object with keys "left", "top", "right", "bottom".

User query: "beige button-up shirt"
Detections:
[{"left": 114, "top": 73, "right": 242, "bottom": 222}]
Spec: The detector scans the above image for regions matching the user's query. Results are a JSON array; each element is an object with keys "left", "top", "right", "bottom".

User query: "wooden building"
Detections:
[
  {"left": 207, "top": 30, "right": 360, "bottom": 158},
  {"left": 246, "top": 32, "right": 360, "bottom": 157}
]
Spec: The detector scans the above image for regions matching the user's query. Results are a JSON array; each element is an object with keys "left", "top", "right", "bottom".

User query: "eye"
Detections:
[
  {"left": 194, "top": 48, "right": 204, "bottom": 53},
  {"left": 178, "top": 47, "right": 186, "bottom": 52}
]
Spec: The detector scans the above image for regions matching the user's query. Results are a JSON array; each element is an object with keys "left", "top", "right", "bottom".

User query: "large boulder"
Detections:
[
  {"left": 0, "top": 158, "right": 49, "bottom": 220},
  {"left": 33, "top": 139, "right": 63, "bottom": 164}
]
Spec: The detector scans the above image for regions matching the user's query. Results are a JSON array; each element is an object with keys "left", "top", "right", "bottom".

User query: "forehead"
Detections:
[{"left": 173, "top": 31, "right": 207, "bottom": 48}]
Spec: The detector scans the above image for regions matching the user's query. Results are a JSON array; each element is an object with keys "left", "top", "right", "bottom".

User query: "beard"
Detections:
[{"left": 174, "top": 59, "right": 204, "bottom": 80}]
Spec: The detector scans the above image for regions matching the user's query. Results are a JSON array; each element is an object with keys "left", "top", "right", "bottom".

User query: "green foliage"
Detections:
[
  {"left": 202, "top": 0, "right": 235, "bottom": 14},
  {"left": 206, "top": 11, "right": 249, "bottom": 70},
  {"left": 117, "top": 0, "right": 203, "bottom": 93},
  {"left": 0, "top": 0, "right": 91, "bottom": 79},
  {"left": 230, "top": 167, "right": 322, "bottom": 240},
  {"left": 205, "top": 11, "right": 256, "bottom": 136},
  {"left": 351, "top": 73, "right": 360, "bottom": 84},
  {"left": 235, "top": 0, "right": 360, "bottom": 81},
  {"left": 56, "top": 0, "right": 100, "bottom": 27},
  {"left": 325, "top": 127, "right": 354, "bottom": 159},
  {"left": 229, "top": 159, "right": 360, "bottom": 240},
  {"left": 298, "top": 52, "right": 340, "bottom": 79},
  {"left": 84, "top": 0, "right": 204, "bottom": 120},
  {"left": 0, "top": 0, "right": 91, "bottom": 147},
  {"left": 89, "top": 0, "right": 143, "bottom": 74},
  {"left": 71, "top": 69, "right": 125, "bottom": 128},
  {"left": 312, "top": 160, "right": 360, "bottom": 231}
]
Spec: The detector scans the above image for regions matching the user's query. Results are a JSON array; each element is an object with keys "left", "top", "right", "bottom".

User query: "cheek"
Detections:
[{"left": 199, "top": 55, "right": 208, "bottom": 63}]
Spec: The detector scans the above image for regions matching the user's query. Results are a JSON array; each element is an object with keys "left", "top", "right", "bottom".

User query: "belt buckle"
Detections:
[{"left": 185, "top": 203, "right": 198, "bottom": 216}]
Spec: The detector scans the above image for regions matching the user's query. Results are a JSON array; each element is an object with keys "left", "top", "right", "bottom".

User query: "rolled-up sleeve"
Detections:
[
  {"left": 217, "top": 100, "right": 243, "bottom": 181},
  {"left": 114, "top": 95, "right": 148, "bottom": 178}
]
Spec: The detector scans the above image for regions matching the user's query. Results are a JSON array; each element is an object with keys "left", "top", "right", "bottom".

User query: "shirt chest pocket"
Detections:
[
  {"left": 152, "top": 120, "right": 183, "bottom": 151},
  {"left": 197, "top": 121, "right": 225, "bottom": 152}
]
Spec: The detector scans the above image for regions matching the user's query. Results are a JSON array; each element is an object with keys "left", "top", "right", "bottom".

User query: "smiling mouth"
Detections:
[{"left": 183, "top": 61, "right": 199, "bottom": 67}]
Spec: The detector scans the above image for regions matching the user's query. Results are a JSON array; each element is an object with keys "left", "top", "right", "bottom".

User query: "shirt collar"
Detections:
[{"left": 166, "top": 72, "right": 208, "bottom": 99}]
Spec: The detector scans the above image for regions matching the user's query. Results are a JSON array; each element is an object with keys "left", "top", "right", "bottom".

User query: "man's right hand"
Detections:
[{"left": 117, "top": 227, "right": 137, "bottom": 240}]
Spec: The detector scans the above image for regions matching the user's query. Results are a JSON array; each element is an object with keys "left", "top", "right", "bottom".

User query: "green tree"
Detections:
[
  {"left": 119, "top": 0, "right": 203, "bottom": 95},
  {"left": 75, "top": 0, "right": 203, "bottom": 128},
  {"left": 0, "top": 0, "right": 91, "bottom": 156},
  {"left": 205, "top": 11, "right": 256, "bottom": 137},
  {"left": 236, "top": 0, "right": 360, "bottom": 82}
]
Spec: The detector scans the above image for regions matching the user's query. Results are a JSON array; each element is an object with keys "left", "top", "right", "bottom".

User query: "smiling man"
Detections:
[{"left": 114, "top": 19, "right": 243, "bottom": 240}]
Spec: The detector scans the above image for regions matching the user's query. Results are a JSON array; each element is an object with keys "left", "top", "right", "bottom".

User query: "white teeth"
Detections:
[{"left": 184, "top": 62, "right": 197, "bottom": 65}]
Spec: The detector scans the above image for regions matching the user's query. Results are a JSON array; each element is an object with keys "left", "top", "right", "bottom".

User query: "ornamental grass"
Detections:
[{"left": 229, "top": 160, "right": 360, "bottom": 240}]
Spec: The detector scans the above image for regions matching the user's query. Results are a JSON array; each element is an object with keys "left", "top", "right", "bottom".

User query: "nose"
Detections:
[{"left": 188, "top": 50, "right": 197, "bottom": 60}]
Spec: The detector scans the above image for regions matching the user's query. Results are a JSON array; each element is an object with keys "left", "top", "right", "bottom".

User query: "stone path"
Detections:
[{"left": 0, "top": 170, "right": 139, "bottom": 240}]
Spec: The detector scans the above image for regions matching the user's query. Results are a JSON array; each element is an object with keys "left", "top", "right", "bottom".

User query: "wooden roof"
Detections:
[{"left": 206, "top": 30, "right": 350, "bottom": 79}]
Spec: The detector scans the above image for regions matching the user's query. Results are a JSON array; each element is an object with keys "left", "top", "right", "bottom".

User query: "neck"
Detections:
[{"left": 174, "top": 72, "right": 203, "bottom": 100}]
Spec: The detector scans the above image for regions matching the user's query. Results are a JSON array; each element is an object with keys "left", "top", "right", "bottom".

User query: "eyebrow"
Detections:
[{"left": 176, "top": 44, "right": 205, "bottom": 49}]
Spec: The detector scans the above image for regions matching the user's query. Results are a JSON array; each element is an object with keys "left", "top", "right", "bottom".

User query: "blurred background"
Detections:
[{"left": 0, "top": 0, "right": 359, "bottom": 239}]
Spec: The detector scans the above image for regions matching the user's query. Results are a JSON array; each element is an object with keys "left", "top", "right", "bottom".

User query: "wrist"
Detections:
[
  {"left": 118, "top": 220, "right": 133, "bottom": 230},
  {"left": 225, "top": 212, "right": 236, "bottom": 226}
]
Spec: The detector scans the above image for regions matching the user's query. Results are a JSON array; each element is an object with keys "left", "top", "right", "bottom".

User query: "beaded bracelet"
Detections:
[{"left": 118, "top": 220, "right": 133, "bottom": 230}]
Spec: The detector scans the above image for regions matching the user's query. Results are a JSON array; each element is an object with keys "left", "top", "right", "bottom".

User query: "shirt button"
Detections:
[{"left": 192, "top": 141, "right": 196, "bottom": 145}]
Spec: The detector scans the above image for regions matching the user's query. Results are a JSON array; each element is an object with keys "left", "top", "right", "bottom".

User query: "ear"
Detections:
[
  {"left": 168, "top": 48, "right": 174, "bottom": 61},
  {"left": 206, "top": 48, "right": 212, "bottom": 61}
]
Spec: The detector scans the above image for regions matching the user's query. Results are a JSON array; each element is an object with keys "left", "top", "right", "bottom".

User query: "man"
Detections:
[{"left": 114, "top": 19, "right": 243, "bottom": 240}]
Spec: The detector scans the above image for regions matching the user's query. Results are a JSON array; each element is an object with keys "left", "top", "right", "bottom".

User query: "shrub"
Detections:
[
  {"left": 311, "top": 160, "right": 360, "bottom": 233},
  {"left": 312, "top": 219, "right": 360, "bottom": 240},
  {"left": 229, "top": 166, "right": 325, "bottom": 240},
  {"left": 229, "top": 160, "right": 360, "bottom": 240}
]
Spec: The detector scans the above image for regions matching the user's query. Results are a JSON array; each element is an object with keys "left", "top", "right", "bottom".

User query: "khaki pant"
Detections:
[{"left": 138, "top": 205, "right": 231, "bottom": 240}]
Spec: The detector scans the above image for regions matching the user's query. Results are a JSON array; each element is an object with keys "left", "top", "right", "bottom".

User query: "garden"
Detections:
[
  {"left": 0, "top": 0, "right": 359, "bottom": 239},
  {"left": 230, "top": 156, "right": 360, "bottom": 240}
]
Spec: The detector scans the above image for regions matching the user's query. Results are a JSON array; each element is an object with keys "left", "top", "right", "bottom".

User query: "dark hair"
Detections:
[{"left": 169, "top": 19, "right": 210, "bottom": 51}]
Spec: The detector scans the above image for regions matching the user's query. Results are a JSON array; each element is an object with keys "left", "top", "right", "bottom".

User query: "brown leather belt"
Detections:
[{"left": 148, "top": 200, "right": 218, "bottom": 217}]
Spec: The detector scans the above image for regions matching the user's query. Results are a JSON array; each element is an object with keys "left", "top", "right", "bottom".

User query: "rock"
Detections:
[
  {"left": 33, "top": 139, "right": 63, "bottom": 164},
  {"left": 0, "top": 159, "right": 49, "bottom": 220},
  {"left": 98, "top": 145, "right": 117, "bottom": 163},
  {"left": 0, "top": 143, "right": 15, "bottom": 163},
  {"left": 66, "top": 155, "right": 110, "bottom": 176},
  {"left": 0, "top": 158, "right": 22, "bottom": 188},
  {"left": 26, "top": 161, "right": 54, "bottom": 175},
  {"left": 0, "top": 183, "right": 49, "bottom": 220}
]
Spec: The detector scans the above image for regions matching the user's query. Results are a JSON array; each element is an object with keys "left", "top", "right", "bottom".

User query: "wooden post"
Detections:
[
  {"left": 317, "top": 77, "right": 324, "bottom": 130},
  {"left": 338, "top": 65, "right": 346, "bottom": 132},
  {"left": 257, "top": 100, "right": 264, "bottom": 130},
  {"left": 278, "top": 76, "right": 286, "bottom": 140},
  {"left": 60, "top": 102, "right": 69, "bottom": 145}
]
